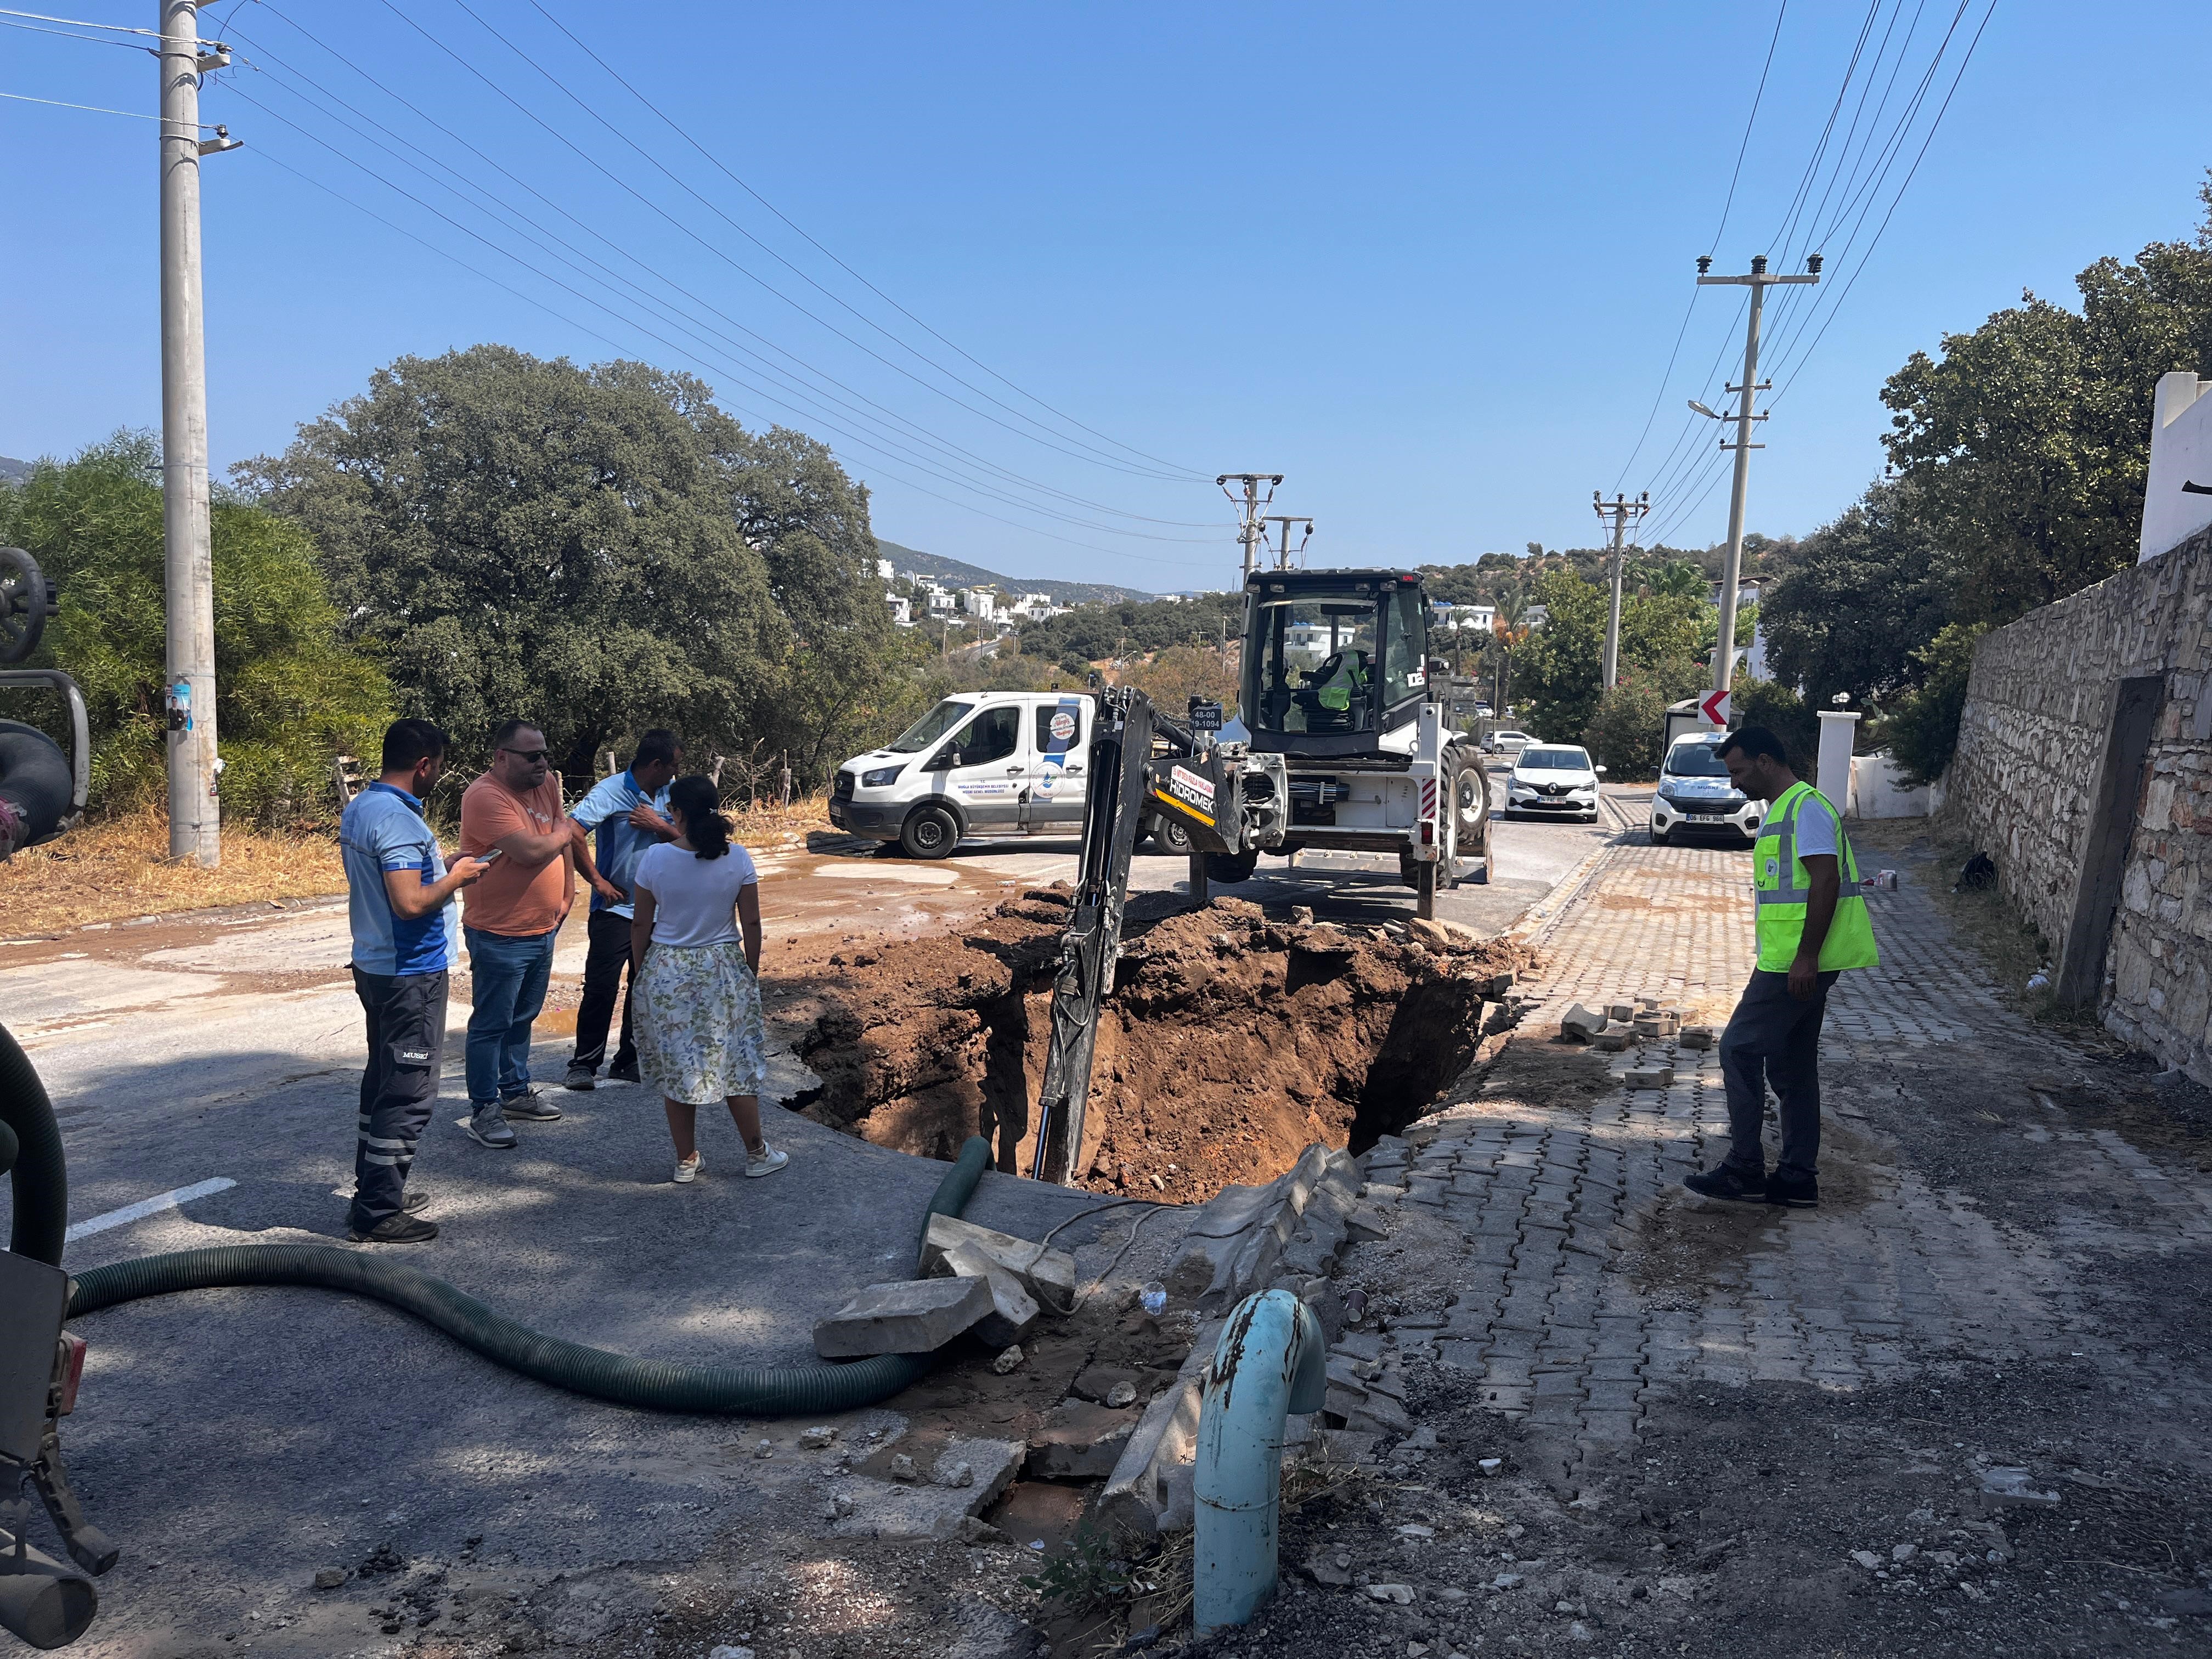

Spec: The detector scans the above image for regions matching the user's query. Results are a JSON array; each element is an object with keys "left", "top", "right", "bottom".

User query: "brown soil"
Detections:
[{"left": 793, "top": 890, "right": 1531, "bottom": 1201}]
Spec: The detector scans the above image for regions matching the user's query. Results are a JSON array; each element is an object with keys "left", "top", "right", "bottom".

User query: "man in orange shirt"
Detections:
[{"left": 456, "top": 719, "right": 612, "bottom": 1148}]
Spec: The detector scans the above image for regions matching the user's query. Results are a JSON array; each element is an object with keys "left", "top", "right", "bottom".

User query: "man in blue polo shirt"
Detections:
[
  {"left": 564, "top": 729, "right": 680, "bottom": 1090},
  {"left": 340, "top": 719, "right": 487, "bottom": 1243}
]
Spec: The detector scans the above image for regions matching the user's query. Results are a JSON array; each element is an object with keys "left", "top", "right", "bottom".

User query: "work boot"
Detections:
[
  {"left": 1765, "top": 1168, "right": 1819, "bottom": 1208},
  {"left": 501, "top": 1087, "right": 562, "bottom": 1122},
  {"left": 563, "top": 1062, "right": 597, "bottom": 1092},
  {"left": 1683, "top": 1163, "right": 1767, "bottom": 1203},
  {"left": 464, "top": 1105, "right": 517, "bottom": 1149},
  {"left": 607, "top": 1058, "right": 641, "bottom": 1085},
  {"left": 349, "top": 1212, "right": 439, "bottom": 1244}
]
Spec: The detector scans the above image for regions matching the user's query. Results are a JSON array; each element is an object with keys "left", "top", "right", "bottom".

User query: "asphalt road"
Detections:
[{"left": 0, "top": 778, "right": 1628, "bottom": 1655}]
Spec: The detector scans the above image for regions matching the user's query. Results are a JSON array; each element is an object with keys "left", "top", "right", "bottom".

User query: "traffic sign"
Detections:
[{"left": 1701, "top": 688, "right": 1731, "bottom": 727}]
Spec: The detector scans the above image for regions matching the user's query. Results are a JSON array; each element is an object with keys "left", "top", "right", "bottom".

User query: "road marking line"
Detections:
[{"left": 66, "top": 1177, "right": 236, "bottom": 1242}]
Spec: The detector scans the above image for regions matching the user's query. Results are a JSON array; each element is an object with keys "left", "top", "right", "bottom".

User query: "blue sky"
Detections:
[{"left": 4, "top": 1, "right": 2209, "bottom": 592}]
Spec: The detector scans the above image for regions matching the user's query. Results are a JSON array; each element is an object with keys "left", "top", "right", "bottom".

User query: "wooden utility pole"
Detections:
[{"left": 1593, "top": 491, "right": 1650, "bottom": 690}]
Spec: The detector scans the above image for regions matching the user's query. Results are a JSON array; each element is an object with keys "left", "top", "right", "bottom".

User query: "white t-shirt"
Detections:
[
  {"left": 633, "top": 840, "right": 758, "bottom": 947},
  {"left": 1792, "top": 787, "right": 1841, "bottom": 861}
]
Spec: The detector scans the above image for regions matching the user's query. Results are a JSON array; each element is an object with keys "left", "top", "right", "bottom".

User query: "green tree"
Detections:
[
  {"left": 1882, "top": 622, "right": 1989, "bottom": 785},
  {"left": 1515, "top": 571, "right": 1709, "bottom": 744},
  {"left": 1881, "top": 173, "right": 2212, "bottom": 625},
  {"left": 239, "top": 346, "right": 909, "bottom": 789},
  {"left": 1759, "top": 478, "right": 1962, "bottom": 706},
  {"left": 1, "top": 433, "right": 390, "bottom": 821}
]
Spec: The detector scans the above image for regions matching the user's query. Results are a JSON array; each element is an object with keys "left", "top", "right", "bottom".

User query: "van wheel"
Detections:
[
  {"left": 900, "top": 804, "right": 960, "bottom": 860},
  {"left": 1649, "top": 823, "right": 1669, "bottom": 847},
  {"left": 1150, "top": 816, "right": 1194, "bottom": 855}
]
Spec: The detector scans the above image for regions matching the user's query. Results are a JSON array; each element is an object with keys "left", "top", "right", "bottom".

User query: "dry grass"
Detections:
[{"left": 0, "top": 806, "right": 346, "bottom": 937}]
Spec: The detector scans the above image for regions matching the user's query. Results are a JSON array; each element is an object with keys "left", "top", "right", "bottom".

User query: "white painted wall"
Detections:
[
  {"left": 1849, "top": 751, "right": 1932, "bottom": 819},
  {"left": 2141, "top": 371, "right": 2212, "bottom": 562}
]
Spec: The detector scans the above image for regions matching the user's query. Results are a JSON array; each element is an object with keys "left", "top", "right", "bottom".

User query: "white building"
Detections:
[
  {"left": 960, "top": 588, "right": 997, "bottom": 622},
  {"left": 886, "top": 592, "right": 912, "bottom": 627},
  {"left": 876, "top": 557, "right": 895, "bottom": 580},
  {"left": 2143, "top": 371, "right": 2212, "bottom": 561}
]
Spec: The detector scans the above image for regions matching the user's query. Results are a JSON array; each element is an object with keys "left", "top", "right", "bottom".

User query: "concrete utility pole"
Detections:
[
  {"left": 1218, "top": 473, "right": 1282, "bottom": 581},
  {"left": 1692, "top": 252, "right": 1818, "bottom": 707},
  {"left": 159, "top": 1, "right": 239, "bottom": 866},
  {"left": 1593, "top": 490, "right": 1650, "bottom": 690},
  {"left": 1261, "top": 515, "right": 1313, "bottom": 572}
]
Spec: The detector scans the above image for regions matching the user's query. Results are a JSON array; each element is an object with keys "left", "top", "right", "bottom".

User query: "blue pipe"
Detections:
[{"left": 1192, "top": 1288, "right": 1328, "bottom": 1634}]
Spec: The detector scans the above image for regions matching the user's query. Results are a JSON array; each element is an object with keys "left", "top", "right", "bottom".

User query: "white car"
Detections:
[
  {"left": 1649, "top": 733, "right": 1764, "bottom": 845},
  {"left": 1484, "top": 728, "right": 1536, "bottom": 755},
  {"left": 1505, "top": 744, "right": 1604, "bottom": 822},
  {"left": 828, "top": 690, "right": 1192, "bottom": 858}
]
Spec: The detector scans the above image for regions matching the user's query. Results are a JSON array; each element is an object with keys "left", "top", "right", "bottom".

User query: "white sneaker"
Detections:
[
  {"left": 745, "top": 1142, "right": 789, "bottom": 1179},
  {"left": 673, "top": 1153, "right": 703, "bottom": 1184}
]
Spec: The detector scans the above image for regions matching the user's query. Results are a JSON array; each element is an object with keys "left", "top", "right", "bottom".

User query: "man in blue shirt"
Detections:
[
  {"left": 564, "top": 729, "right": 680, "bottom": 1090},
  {"left": 339, "top": 719, "right": 487, "bottom": 1243}
]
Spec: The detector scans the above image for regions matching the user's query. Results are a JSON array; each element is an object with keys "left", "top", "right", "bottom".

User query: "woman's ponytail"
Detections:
[{"left": 668, "top": 774, "right": 732, "bottom": 860}]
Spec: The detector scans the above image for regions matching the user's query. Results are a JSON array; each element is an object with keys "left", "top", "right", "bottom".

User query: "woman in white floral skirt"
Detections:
[{"left": 629, "top": 775, "right": 789, "bottom": 1183}]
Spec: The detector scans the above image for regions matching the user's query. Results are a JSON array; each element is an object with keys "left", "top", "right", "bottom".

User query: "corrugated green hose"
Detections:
[{"left": 62, "top": 1134, "right": 992, "bottom": 1417}]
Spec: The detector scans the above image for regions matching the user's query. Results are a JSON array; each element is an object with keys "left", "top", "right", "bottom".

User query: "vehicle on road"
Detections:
[
  {"left": 1649, "top": 731, "right": 1763, "bottom": 845},
  {"left": 1504, "top": 743, "right": 1604, "bottom": 822},
  {"left": 829, "top": 690, "right": 1193, "bottom": 859},
  {"left": 1483, "top": 728, "right": 1536, "bottom": 755},
  {"left": 1662, "top": 697, "right": 1717, "bottom": 755}
]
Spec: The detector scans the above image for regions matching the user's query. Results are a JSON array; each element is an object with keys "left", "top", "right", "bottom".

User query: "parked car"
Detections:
[
  {"left": 1649, "top": 732, "right": 1763, "bottom": 845},
  {"left": 830, "top": 691, "right": 1189, "bottom": 857},
  {"left": 1483, "top": 728, "right": 1536, "bottom": 755},
  {"left": 1504, "top": 743, "right": 1604, "bottom": 822}
]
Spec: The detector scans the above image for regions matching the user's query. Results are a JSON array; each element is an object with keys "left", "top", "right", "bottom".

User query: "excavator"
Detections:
[{"left": 1030, "top": 563, "right": 1491, "bottom": 1183}]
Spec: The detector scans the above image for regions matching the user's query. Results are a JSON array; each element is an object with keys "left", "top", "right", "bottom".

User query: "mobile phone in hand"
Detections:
[{"left": 477, "top": 848, "right": 505, "bottom": 864}]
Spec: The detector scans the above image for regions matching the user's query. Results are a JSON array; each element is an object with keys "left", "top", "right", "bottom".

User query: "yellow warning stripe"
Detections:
[{"left": 1152, "top": 787, "right": 1215, "bottom": 828}]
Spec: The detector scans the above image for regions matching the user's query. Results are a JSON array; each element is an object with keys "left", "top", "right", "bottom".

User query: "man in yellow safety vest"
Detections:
[{"left": 1683, "top": 725, "right": 1879, "bottom": 1210}]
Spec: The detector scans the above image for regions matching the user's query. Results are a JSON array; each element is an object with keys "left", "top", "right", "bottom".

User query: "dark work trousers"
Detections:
[
  {"left": 351, "top": 967, "right": 449, "bottom": 1229},
  {"left": 572, "top": 909, "right": 639, "bottom": 1074},
  {"left": 1719, "top": 967, "right": 1842, "bottom": 1180}
]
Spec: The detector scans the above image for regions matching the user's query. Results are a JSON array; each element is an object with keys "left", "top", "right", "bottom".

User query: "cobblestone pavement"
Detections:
[{"left": 1296, "top": 832, "right": 2212, "bottom": 1656}]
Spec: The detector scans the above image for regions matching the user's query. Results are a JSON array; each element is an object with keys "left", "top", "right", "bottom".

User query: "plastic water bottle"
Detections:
[{"left": 1139, "top": 1282, "right": 1167, "bottom": 1317}]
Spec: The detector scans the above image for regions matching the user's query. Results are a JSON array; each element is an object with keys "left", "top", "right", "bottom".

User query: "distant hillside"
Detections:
[
  {"left": 0, "top": 456, "right": 32, "bottom": 484},
  {"left": 873, "top": 538, "right": 1154, "bottom": 606}
]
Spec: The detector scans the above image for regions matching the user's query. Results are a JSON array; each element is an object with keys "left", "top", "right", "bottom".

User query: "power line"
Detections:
[
  {"left": 230, "top": 105, "right": 1231, "bottom": 563},
  {"left": 0, "top": 14, "right": 153, "bottom": 48},
  {"left": 367, "top": 0, "right": 1198, "bottom": 485},
  {"left": 0, "top": 88, "right": 215, "bottom": 123},
  {"left": 516, "top": 0, "right": 1208, "bottom": 482},
  {"left": 225, "top": 15, "right": 1221, "bottom": 537}
]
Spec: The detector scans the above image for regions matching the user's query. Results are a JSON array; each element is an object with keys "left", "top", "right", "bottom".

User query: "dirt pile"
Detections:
[{"left": 797, "top": 890, "right": 1530, "bottom": 1200}]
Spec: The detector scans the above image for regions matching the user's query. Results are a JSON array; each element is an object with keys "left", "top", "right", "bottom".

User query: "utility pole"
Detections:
[
  {"left": 1261, "top": 514, "right": 1313, "bottom": 572},
  {"left": 1691, "top": 251, "right": 1818, "bottom": 708},
  {"left": 1593, "top": 491, "right": 1650, "bottom": 691},
  {"left": 159, "top": 1, "right": 239, "bottom": 866},
  {"left": 1218, "top": 473, "right": 1282, "bottom": 581}
]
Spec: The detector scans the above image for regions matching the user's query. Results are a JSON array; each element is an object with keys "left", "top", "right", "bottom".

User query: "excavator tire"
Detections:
[
  {"left": 1204, "top": 850, "right": 1258, "bottom": 885},
  {"left": 1149, "top": 815, "right": 1194, "bottom": 855}
]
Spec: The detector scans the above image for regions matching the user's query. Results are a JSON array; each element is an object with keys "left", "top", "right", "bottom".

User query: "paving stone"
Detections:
[
  {"left": 814, "top": 1276, "right": 993, "bottom": 1358},
  {"left": 938, "top": 1242, "right": 1042, "bottom": 1348},
  {"left": 921, "top": 1214, "right": 1077, "bottom": 1305}
]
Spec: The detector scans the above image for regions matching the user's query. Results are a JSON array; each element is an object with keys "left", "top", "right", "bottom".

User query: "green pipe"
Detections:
[{"left": 65, "top": 1134, "right": 993, "bottom": 1417}]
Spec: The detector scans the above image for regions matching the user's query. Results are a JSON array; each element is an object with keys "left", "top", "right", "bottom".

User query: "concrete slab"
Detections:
[{"left": 814, "top": 1275, "right": 994, "bottom": 1358}]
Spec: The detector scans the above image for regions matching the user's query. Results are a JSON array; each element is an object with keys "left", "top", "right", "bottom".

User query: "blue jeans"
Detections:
[{"left": 464, "top": 926, "right": 557, "bottom": 1108}]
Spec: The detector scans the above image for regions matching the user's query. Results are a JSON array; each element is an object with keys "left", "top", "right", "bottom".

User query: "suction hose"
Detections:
[{"left": 62, "top": 1134, "right": 994, "bottom": 1417}]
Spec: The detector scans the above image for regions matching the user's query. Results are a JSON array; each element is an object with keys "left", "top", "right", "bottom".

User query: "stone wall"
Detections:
[{"left": 1950, "top": 525, "right": 2212, "bottom": 1082}]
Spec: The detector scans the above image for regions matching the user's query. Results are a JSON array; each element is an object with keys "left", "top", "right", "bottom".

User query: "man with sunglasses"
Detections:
[{"left": 457, "top": 719, "right": 583, "bottom": 1149}]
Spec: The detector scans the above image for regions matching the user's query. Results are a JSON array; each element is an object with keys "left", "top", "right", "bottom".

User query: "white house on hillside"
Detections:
[{"left": 2143, "top": 372, "right": 2212, "bottom": 561}]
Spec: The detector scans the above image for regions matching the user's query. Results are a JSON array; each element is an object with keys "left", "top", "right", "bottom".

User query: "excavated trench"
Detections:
[{"left": 797, "top": 887, "right": 1530, "bottom": 1202}]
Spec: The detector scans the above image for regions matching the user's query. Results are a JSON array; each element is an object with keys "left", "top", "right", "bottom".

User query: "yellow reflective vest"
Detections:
[{"left": 1752, "top": 780, "right": 1879, "bottom": 973}]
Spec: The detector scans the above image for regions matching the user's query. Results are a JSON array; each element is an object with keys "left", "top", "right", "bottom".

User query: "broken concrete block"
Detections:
[
  {"left": 1606, "top": 1001, "right": 1636, "bottom": 1023},
  {"left": 1978, "top": 1467, "right": 2059, "bottom": 1511},
  {"left": 940, "top": 1241, "right": 1042, "bottom": 1348},
  {"left": 921, "top": 1214, "right": 1077, "bottom": 1307},
  {"left": 1679, "top": 1025, "right": 1717, "bottom": 1049},
  {"left": 1030, "top": 1398, "right": 1141, "bottom": 1480},
  {"left": 798, "top": 1425, "right": 838, "bottom": 1450},
  {"left": 1632, "top": 1015, "right": 1664, "bottom": 1037},
  {"left": 930, "top": 1457, "right": 975, "bottom": 1489},
  {"left": 1406, "top": 916, "right": 1454, "bottom": 952},
  {"left": 990, "top": 1345, "right": 1025, "bottom": 1375},
  {"left": 1559, "top": 1002, "right": 1607, "bottom": 1041},
  {"left": 1592, "top": 1028, "right": 1632, "bottom": 1052},
  {"left": 889, "top": 1454, "right": 919, "bottom": 1482},
  {"left": 1624, "top": 1063, "right": 1675, "bottom": 1088},
  {"left": 813, "top": 1276, "right": 993, "bottom": 1359},
  {"left": 1342, "top": 1201, "right": 1390, "bottom": 1243},
  {"left": 828, "top": 1437, "right": 1025, "bottom": 1541},
  {"left": 1656, "top": 1011, "right": 1681, "bottom": 1036}
]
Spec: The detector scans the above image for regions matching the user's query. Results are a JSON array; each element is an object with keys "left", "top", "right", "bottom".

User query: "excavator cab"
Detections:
[{"left": 1244, "top": 570, "right": 1432, "bottom": 757}]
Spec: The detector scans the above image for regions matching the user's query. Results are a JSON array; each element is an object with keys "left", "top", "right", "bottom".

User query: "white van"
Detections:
[
  {"left": 1649, "top": 731, "right": 1764, "bottom": 845},
  {"left": 828, "top": 691, "right": 1191, "bottom": 859}
]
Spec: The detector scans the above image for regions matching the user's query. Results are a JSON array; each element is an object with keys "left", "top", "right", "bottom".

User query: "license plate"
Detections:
[{"left": 1689, "top": 812, "right": 1727, "bottom": 823}]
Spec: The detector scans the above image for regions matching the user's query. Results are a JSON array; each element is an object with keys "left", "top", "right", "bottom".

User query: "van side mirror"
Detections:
[
  {"left": 926, "top": 748, "right": 959, "bottom": 772},
  {"left": 1596, "top": 764, "right": 1608, "bottom": 775}
]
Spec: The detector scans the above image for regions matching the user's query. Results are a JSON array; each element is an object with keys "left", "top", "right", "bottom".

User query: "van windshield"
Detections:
[
  {"left": 1666, "top": 741, "right": 1730, "bottom": 777},
  {"left": 887, "top": 698, "right": 974, "bottom": 753}
]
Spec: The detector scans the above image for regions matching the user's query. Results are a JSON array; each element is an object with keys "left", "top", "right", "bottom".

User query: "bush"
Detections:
[
  {"left": 1885, "top": 622, "right": 1988, "bottom": 785},
  {"left": 1, "top": 434, "right": 391, "bottom": 826},
  {"left": 1729, "top": 678, "right": 1819, "bottom": 776},
  {"left": 1583, "top": 656, "right": 1708, "bottom": 780}
]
